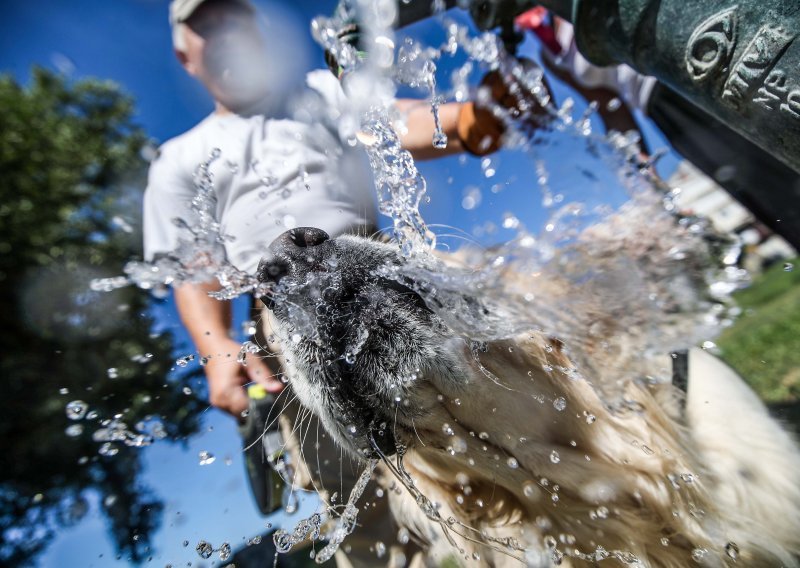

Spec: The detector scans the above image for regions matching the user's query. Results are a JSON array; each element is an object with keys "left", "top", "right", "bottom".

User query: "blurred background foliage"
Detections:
[{"left": 0, "top": 68, "right": 204, "bottom": 566}]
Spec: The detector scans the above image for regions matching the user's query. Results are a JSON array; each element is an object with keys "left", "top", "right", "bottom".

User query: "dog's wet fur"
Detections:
[{"left": 259, "top": 228, "right": 800, "bottom": 567}]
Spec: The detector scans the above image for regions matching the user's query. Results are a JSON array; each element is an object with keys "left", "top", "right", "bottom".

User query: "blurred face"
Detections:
[{"left": 176, "top": 1, "right": 271, "bottom": 111}]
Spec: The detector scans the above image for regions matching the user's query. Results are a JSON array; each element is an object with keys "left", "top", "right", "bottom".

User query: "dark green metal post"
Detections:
[{"left": 566, "top": 0, "right": 800, "bottom": 173}]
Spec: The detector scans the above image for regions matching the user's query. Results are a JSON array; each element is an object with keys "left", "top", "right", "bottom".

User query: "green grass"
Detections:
[{"left": 716, "top": 259, "right": 800, "bottom": 403}]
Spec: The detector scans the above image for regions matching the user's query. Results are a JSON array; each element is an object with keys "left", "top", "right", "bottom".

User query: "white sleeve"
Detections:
[
  {"left": 305, "top": 69, "right": 348, "bottom": 113},
  {"left": 142, "top": 140, "right": 199, "bottom": 261}
]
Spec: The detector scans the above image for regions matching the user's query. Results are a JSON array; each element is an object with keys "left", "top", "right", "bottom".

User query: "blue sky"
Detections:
[{"left": 1, "top": 1, "right": 680, "bottom": 565}]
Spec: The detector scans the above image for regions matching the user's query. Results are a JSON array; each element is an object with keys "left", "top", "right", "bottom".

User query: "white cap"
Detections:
[{"left": 169, "top": 0, "right": 255, "bottom": 26}]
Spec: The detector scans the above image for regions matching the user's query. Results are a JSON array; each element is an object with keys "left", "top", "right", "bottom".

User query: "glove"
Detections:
[{"left": 457, "top": 59, "right": 552, "bottom": 156}]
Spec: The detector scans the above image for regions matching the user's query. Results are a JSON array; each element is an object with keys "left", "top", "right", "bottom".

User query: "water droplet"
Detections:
[
  {"left": 218, "top": 542, "right": 231, "bottom": 561},
  {"left": 66, "top": 400, "right": 88, "bottom": 420},
  {"left": 59, "top": 388, "right": 69, "bottom": 395},
  {"left": 523, "top": 481, "right": 538, "bottom": 499},
  {"left": 176, "top": 354, "right": 194, "bottom": 368},
  {"left": 462, "top": 186, "right": 481, "bottom": 210},
  {"left": 98, "top": 442, "right": 119, "bottom": 457},
  {"left": 182, "top": 387, "right": 192, "bottom": 395},
  {"left": 725, "top": 542, "right": 739, "bottom": 559},
  {"left": 65, "top": 424, "right": 83, "bottom": 437},
  {"left": 375, "top": 541, "right": 386, "bottom": 558},
  {"left": 397, "top": 527, "right": 410, "bottom": 544},
  {"left": 550, "top": 450, "right": 560, "bottom": 464},
  {"left": 107, "top": 368, "right": 118, "bottom": 379},
  {"left": 198, "top": 451, "right": 216, "bottom": 465},
  {"left": 442, "top": 423, "right": 454, "bottom": 436},
  {"left": 553, "top": 397, "right": 566, "bottom": 411},
  {"left": 506, "top": 457, "right": 519, "bottom": 469},
  {"left": 606, "top": 97, "right": 622, "bottom": 112},
  {"left": 478, "top": 432, "right": 489, "bottom": 440},
  {"left": 432, "top": 131, "right": 448, "bottom": 149},
  {"left": 660, "top": 537, "right": 669, "bottom": 546},
  {"left": 691, "top": 547, "right": 707, "bottom": 562},
  {"left": 502, "top": 214, "right": 520, "bottom": 229},
  {"left": 196, "top": 540, "right": 213, "bottom": 559}
]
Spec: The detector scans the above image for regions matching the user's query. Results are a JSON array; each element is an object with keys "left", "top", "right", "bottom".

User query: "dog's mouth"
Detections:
[{"left": 257, "top": 228, "right": 442, "bottom": 458}]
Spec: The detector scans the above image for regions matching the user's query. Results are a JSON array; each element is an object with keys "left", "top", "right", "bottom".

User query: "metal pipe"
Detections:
[{"left": 566, "top": 0, "right": 800, "bottom": 174}]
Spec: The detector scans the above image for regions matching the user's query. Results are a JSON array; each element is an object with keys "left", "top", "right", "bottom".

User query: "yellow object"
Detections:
[{"left": 247, "top": 383, "right": 268, "bottom": 399}]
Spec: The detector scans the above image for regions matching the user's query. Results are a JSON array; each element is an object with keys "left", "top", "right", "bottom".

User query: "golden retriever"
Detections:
[{"left": 258, "top": 225, "right": 800, "bottom": 567}]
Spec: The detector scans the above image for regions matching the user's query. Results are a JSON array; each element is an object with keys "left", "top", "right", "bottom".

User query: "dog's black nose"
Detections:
[
  {"left": 277, "top": 227, "right": 330, "bottom": 250},
  {"left": 257, "top": 228, "right": 332, "bottom": 306}
]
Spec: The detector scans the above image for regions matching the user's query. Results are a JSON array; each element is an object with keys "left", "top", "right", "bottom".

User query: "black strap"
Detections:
[{"left": 671, "top": 349, "right": 689, "bottom": 393}]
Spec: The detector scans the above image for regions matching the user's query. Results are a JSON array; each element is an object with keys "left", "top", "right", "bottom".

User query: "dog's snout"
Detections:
[{"left": 257, "top": 228, "right": 333, "bottom": 306}]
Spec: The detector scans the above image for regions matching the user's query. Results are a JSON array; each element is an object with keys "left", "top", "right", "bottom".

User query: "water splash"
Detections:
[
  {"left": 360, "top": 109, "right": 436, "bottom": 256},
  {"left": 272, "top": 459, "right": 377, "bottom": 563},
  {"left": 90, "top": 149, "right": 266, "bottom": 300}
]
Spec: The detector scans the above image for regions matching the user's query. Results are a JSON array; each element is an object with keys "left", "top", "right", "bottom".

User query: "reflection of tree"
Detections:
[{"left": 0, "top": 69, "right": 204, "bottom": 566}]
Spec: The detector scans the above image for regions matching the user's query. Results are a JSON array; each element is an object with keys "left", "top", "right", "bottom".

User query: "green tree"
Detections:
[{"left": 0, "top": 68, "right": 204, "bottom": 566}]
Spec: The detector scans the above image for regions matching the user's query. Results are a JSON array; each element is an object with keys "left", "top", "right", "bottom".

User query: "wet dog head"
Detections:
[{"left": 258, "top": 228, "right": 468, "bottom": 459}]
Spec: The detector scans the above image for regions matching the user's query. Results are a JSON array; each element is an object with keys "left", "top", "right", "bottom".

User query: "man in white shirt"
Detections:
[{"left": 145, "top": 0, "right": 486, "bottom": 421}]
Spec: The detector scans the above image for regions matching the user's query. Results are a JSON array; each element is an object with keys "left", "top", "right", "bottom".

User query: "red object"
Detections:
[{"left": 515, "top": 7, "right": 562, "bottom": 55}]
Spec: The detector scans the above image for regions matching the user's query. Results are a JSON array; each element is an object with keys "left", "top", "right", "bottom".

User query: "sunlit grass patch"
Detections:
[{"left": 717, "top": 258, "right": 800, "bottom": 403}]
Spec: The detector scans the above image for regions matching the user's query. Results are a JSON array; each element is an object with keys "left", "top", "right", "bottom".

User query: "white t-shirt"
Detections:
[
  {"left": 545, "top": 21, "right": 657, "bottom": 112},
  {"left": 143, "top": 70, "right": 377, "bottom": 274}
]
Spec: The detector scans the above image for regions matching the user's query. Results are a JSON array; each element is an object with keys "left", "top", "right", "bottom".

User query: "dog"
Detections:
[{"left": 258, "top": 226, "right": 800, "bottom": 567}]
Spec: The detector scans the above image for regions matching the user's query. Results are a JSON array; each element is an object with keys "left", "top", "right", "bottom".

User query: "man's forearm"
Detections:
[
  {"left": 174, "top": 280, "right": 233, "bottom": 355},
  {"left": 396, "top": 99, "right": 465, "bottom": 160}
]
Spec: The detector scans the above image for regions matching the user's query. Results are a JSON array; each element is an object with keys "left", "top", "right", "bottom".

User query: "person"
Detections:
[
  {"left": 515, "top": 7, "right": 800, "bottom": 251},
  {"left": 143, "top": 0, "right": 542, "bottom": 565}
]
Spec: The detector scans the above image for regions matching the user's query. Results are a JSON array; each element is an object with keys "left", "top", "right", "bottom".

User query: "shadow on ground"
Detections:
[{"left": 769, "top": 401, "right": 800, "bottom": 437}]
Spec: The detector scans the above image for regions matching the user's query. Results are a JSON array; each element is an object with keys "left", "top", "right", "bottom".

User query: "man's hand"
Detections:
[
  {"left": 203, "top": 338, "right": 284, "bottom": 417},
  {"left": 457, "top": 59, "right": 553, "bottom": 156},
  {"left": 174, "top": 281, "right": 285, "bottom": 418}
]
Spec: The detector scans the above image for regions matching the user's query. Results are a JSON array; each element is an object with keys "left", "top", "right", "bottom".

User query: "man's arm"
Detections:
[
  {"left": 174, "top": 280, "right": 283, "bottom": 417},
  {"left": 396, "top": 67, "right": 555, "bottom": 160},
  {"left": 395, "top": 99, "right": 465, "bottom": 160}
]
